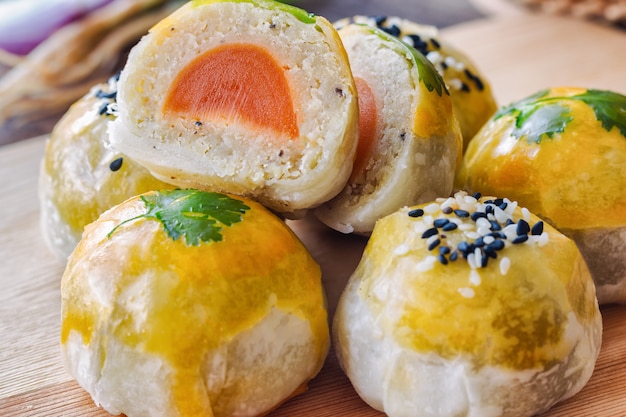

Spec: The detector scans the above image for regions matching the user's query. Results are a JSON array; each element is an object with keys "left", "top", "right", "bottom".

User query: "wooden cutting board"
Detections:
[{"left": 1, "top": 12, "right": 626, "bottom": 417}]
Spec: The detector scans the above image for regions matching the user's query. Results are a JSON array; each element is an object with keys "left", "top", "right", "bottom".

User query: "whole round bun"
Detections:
[
  {"left": 38, "top": 74, "right": 174, "bottom": 261},
  {"left": 456, "top": 87, "right": 626, "bottom": 304},
  {"left": 334, "top": 191, "right": 602, "bottom": 417},
  {"left": 335, "top": 15, "right": 498, "bottom": 146},
  {"left": 61, "top": 189, "right": 329, "bottom": 417},
  {"left": 109, "top": 0, "right": 358, "bottom": 217},
  {"left": 313, "top": 23, "right": 462, "bottom": 234}
]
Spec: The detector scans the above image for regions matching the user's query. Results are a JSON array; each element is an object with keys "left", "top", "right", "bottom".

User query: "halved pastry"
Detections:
[
  {"left": 39, "top": 74, "right": 174, "bottom": 261},
  {"left": 335, "top": 15, "right": 498, "bottom": 146},
  {"left": 109, "top": 0, "right": 359, "bottom": 217},
  {"left": 313, "top": 23, "right": 462, "bottom": 234},
  {"left": 334, "top": 191, "right": 601, "bottom": 417},
  {"left": 61, "top": 189, "right": 330, "bottom": 417}
]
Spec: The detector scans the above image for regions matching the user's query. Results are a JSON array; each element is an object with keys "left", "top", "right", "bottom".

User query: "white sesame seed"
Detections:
[
  {"left": 463, "top": 195, "right": 477, "bottom": 205},
  {"left": 449, "top": 78, "right": 463, "bottom": 91},
  {"left": 467, "top": 253, "right": 477, "bottom": 270},
  {"left": 505, "top": 200, "right": 517, "bottom": 215},
  {"left": 427, "top": 234, "right": 440, "bottom": 246},
  {"left": 494, "top": 206, "right": 509, "bottom": 223},
  {"left": 477, "top": 226, "right": 491, "bottom": 236},
  {"left": 538, "top": 231, "right": 550, "bottom": 247},
  {"left": 426, "top": 51, "right": 443, "bottom": 64},
  {"left": 416, "top": 255, "right": 437, "bottom": 272},
  {"left": 500, "top": 257, "right": 511, "bottom": 275},
  {"left": 444, "top": 56, "right": 457, "bottom": 67},
  {"left": 458, "top": 287, "right": 475, "bottom": 298},
  {"left": 394, "top": 244, "right": 410, "bottom": 256},
  {"left": 424, "top": 203, "right": 440, "bottom": 214},
  {"left": 483, "top": 236, "right": 495, "bottom": 245},
  {"left": 465, "top": 231, "right": 481, "bottom": 240},
  {"left": 469, "top": 270, "right": 482, "bottom": 286},
  {"left": 503, "top": 224, "right": 517, "bottom": 240},
  {"left": 522, "top": 207, "right": 531, "bottom": 222},
  {"left": 476, "top": 217, "right": 490, "bottom": 229}
]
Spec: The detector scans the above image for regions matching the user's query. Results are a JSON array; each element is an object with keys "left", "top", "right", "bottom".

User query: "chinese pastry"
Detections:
[
  {"left": 335, "top": 15, "right": 498, "bottom": 146},
  {"left": 456, "top": 87, "right": 626, "bottom": 304},
  {"left": 39, "top": 74, "right": 174, "bottom": 261},
  {"left": 61, "top": 189, "right": 330, "bottom": 417},
  {"left": 109, "top": 0, "right": 359, "bottom": 217},
  {"left": 314, "top": 22, "right": 462, "bottom": 234},
  {"left": 334, "top": 191, "right": 602, "bottom": 417}
]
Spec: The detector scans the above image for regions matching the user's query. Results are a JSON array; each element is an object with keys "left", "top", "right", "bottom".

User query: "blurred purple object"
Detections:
[{"left": 0, "top": 0, "right": 113, "bottom": 55}]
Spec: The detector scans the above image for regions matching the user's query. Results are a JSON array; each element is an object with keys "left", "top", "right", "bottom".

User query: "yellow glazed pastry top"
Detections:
[
  {"left": 42, "top": 75, "right": 174, "bottom": 238},
  {"left": 61, "top": 189, "right": 329, "bottom": 416},
  {"left": 354, "top": 191, "right": 599, "bottom": 371},
  {"left": 456, "top": 87, "right": 626, "bottom": 229}
]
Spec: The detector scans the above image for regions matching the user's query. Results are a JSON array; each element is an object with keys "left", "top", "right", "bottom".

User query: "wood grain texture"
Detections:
[{"left": 2, "top": 12, "right": 626, "bottom": 417}]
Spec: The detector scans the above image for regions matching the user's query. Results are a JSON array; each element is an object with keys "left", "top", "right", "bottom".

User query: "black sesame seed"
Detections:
[
  {"left": 481, "top": 254, "right": 489, "bottom": 267},
  {"left": 487, "top": 240, "right": 505, "bottom": 251},
  {"left": 408, "top": 208, "right": 425, "bottom": 218},
  {"left": 438, "top": 254, "right": 449, "bottom": 265},
  {"left": 195, "top": 121, "right": 203, "bottom": 127},
  {"left": 483, "top": 246, "right": 497, "bottom": 258},
  {"left": 493, "top": 198, "right": 504, "bottom": 206},
  {"left": 487, "top": 231, "right": 506, "bottom": 239},
  {"left": 439, "top": 246, "right": 451, "bottom": 255},
  {"left": 484, "top": 199, "right": 494, "bottom": 204},
  {"left": 499, "top": 202, "right": 508, "bottom": 210},
  {"left": 516, "top": 219, "right": 530, "bottom": 236},
  {"left": 475, "top": 237, "right": 485, "bottom": 247},
  {"left": 506, "top": 218, "right": 515, "bottom": 226},
  {"left": 473, "top": 192, "right": 482, "bottom": 200},
  {"left": 421, "top": 227, "right": 439, "bottom": 239},
  {"left": 450, "top": 251, "right": 458, "bottom": 261},
  {"left": 460, "top": 82, "right": 470, "bottom": 92},
  {"left": 442, "top": 206, "right": 453, "bottom": 214},
  {"left": 442, "top": 222, "right": 458, "bottom": 232},
  {"left": 440, "top": 61, "right": 448, "bottom": 70},
  {"left": 471, "top": 211, "right": 487, "bottom": 221},
  {"left": 109, "top": 157, "right": 123, "bottom": 172},
  {"left": 374, "top": 15, "right": 387, "bottom": 26},
  {"left": 429, "top": 38, "right": 441, "bottom": 49},
  {"left": 381, "top": 24, "right": 401, "bottom": 37},
  {"left": 454, "top": 209, "right": 470, "bottom": 218},
  {"left": 512, "top": 235, "right": 529, "bottom": 244},
  {"left": 95, "top": 90, "right": 117, "bottom": 100},
  {"left": 531, "top": 221, "right": 544, "bottom": 236},
  {"left": 98, "top": 102, "right": 109, "bottom": 116},
  {"left": 457, "top": 241, "right": 470, "bottom": 253},
  {"left": 485, "top": 205, "right": 494, "bottom": 214},
  {"left": 489, "top": 220, "right": 502, "bottom": 231},
  {"left": 433, "top": 218, "right": 450, "bottom": 228},
  {"left": 428, "top": 239, "right": 441, "bottom": 251}
]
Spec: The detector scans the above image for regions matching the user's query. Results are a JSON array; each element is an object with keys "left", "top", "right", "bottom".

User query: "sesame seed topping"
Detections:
[
  {"left": 408, "top": 208, "right": 425, "bottom": 218},
  {"left": 109, "top": 157, "right": 123, "bottom": 172},
  {"left": 405, "top": 191, "right": 550, "bottom": 273}
]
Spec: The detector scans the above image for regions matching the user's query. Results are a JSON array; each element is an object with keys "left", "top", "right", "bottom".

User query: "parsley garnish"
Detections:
[
  {"left": 495, "top": 89, "right": 626, "bottom": 143},
  {"left": 108, "top": 189, "right": 250, "bottom": 245}
]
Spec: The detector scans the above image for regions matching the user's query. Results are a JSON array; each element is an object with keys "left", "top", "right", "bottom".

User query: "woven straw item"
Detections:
[{"left": 510, "top": 0, "right": 626, "bottom": 27}]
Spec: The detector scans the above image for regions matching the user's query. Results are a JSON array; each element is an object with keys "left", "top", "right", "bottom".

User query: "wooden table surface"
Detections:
[{"left": 2, "top": 5, "right": 626, "bottom": 417}]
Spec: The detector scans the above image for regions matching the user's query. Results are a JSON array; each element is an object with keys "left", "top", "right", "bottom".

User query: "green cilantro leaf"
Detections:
[
  {"left": 495, "top": 89, "right": 573, "bottom": 143},
  {"left": 495, "top": 88, "right": 626, "bottom": 143},
  {"left": 575, "top": 89, "right": 626, "bottom": 138},
  {"left": 108, "top": 189, "right": 250, "bottom": 246}
]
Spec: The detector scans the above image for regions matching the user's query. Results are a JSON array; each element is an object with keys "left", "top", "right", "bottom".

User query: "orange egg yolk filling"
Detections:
[
  {"left": 351, "top": 77, "right": 378, "bottom": 181},
  {"left": 164, "top": 43, "right": 299, "bottom": 140}
]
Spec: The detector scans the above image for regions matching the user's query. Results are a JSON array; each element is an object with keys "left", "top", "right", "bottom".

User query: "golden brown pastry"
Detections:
[
  {"left": 109, "top": 0, "right": 359, "bottom": 217},
  {"left": 456, "top": 87, "right": 626, "bottom": 304},
  {"left": 38, "top": 74, "right": 174, "bottom": 261},
  {"left": 313, "top": 22, "right": 462, "bottom": 234},
  {"left": 334, "top": 190, "right": 602, "bottom": 417},
  {"left": 61, "top": 189, "right": 330, "bottom": 417},
  {"left": 334, "top": 15, "right": 498, "bottom": 146}
]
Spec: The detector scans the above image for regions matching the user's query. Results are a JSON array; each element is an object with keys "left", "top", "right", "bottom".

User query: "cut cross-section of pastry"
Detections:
[
  {"left": 314, "top": 23, "right": 463, "bottom": 234},
  {"left": 109, "top": 0, "right": 359, "bottom": 217}
]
